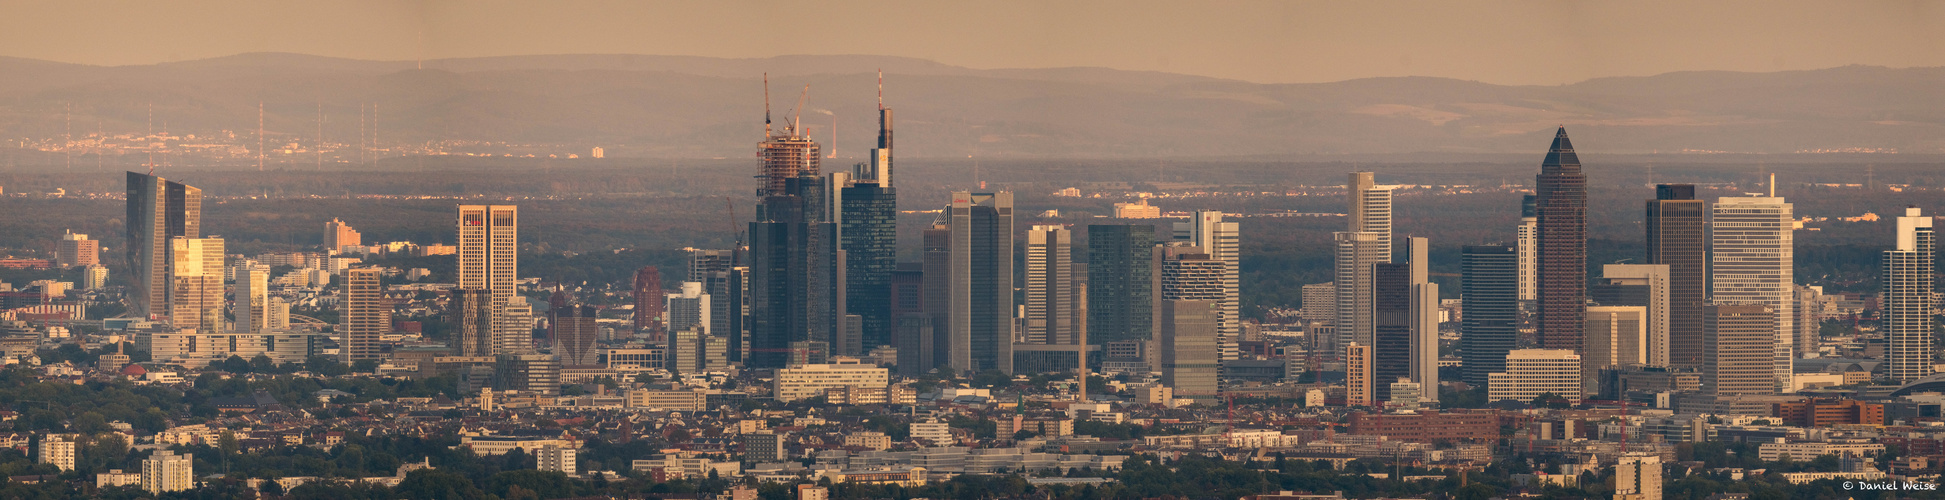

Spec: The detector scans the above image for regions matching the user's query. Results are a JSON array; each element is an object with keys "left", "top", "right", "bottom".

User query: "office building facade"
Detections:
[
  {"left": 1160, "top": 300, "right": 1220, "bottom": 398},
  {"left": 1712, "top": 196, "right": 1794, "bottom": 390},
  {"left": 943, "top": 192, "right": 1014, "bottom": 374},
  {"left": 1461, "top": 245, "right": 1521, "bottom": 388},
  {"left": 1175, "top": 211, "right": 1240, "bottom": 362},
  {"left": 342, "top": 268, "right": 385, "bottom": 362},
  {"left": 1885, "top": 207, "right": 1936, "bottom": 383},
  {"left": 1647, "top": 184, "right": 1708, "bottom": 369},
  {"left": 458, "top": 205, "right": 520, "bottom": 354},
  {"left": 1534, "top": 127, "right": 1587, "bottom": 351},
  {"left": 126, "top": 172, "right": 202, "bottom": 320},
  {"left": 1087, "top": 224, "right": 1156, "bottom": 347},
  {"left": 1704, "top": 304, "right": 1777, "bottom": 395}
]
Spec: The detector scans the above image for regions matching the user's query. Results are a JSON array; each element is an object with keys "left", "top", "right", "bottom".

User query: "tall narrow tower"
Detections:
[
  {"left": 1534, "top": 127, "right": 1587, "bottom": 351},
  {"left": 1647, "top": 184, "right": 1708, "bottom": 369},
  {"left": 841, "top": 78, "right": 898, "bottom": 352},
  {"left": 1712, "top": 195, "right": 1794, "bottom": 390},
  {"left": 1885, "top": 207, "right": 1935, "bottom": 383},
  {"left": 458, "top": 205, "right": 521, "bottom": 354}
]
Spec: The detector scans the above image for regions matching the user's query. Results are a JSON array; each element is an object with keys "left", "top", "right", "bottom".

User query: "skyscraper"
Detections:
[
  {"left": 1334, "top": 231, "right": 1386, "bottom": 358},
  {"left": 633, "top": 266, "right": 665, "bottom": 335},
  {"left": 759, "top": 134, "right": 820, "bottom": 197},
  {"left": 324, "top": 217, "right": 362, "bottom": 252},
  {"left": 449, "top": 288, "right": 495, "bottom": 357},
  {"left": 749, "top": 175, "right": 844, "bottom": 369},
  {"left": 1594, "top": 264, "right": 1671, "bottom": 367},
  {"left": 1712, "top": 195, "right": 1794, "bottom": 390},
  {"left": 126, "top": 172, "right": 202, "bottom": 319},
  {"left": 1024, "top": 225, "right": 1080, "bottom": 345},
  {"left": 1884, "top": 207, "right": 1935, "bottom": 383},
  {"left": 1175, "top": 211, "right": 1240, "bottom": 362},
  {"left": 1087, "top": 224, "right": 1156, "bottom": 347},
  {"left": 1347, "top": 172, "right": 1394, "bottom": 253},
  {"left": 168, "top": 237, "right": 223, "bottom": 331},
  {"left": 1646, "top": 184, "right": 1707, "bottom": 369},
  {"left": 1516, "top": 195, "right": 1537, "bottom": 303},
  {"left": 234, "top": 268, "right": 269, "bottom": 333},
  {"left": 841, "top": 92, "right": 898, "bottom": 352},
  {"left": 943, "top": 192, "right": 1014, "bottom": 374},
  {"left": 1704, "top": 304, "right": 1775, "bottom": 395},
  {"left": 1160, "top": 299, "right": 1220, "bottom": 397},
  {"left": 1534, "top": 127, "right": 1587, "bottom": 351},
  {"left": 342, "top": 267, "right": 384, "bottom": 362},
  {"left": 1461, "top": 245, "right": 1518, "bottom": 387},
  {"left": 458, "top": 205, "right": 519, "bottom": 354},
  {"left": 1371, "top": 236, "right": 1437, "bottom": 404}
]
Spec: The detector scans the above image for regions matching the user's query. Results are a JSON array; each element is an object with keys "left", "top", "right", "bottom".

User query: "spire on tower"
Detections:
[{"left": 1542, "top": 126, "right": 1579, "bottom": 170}]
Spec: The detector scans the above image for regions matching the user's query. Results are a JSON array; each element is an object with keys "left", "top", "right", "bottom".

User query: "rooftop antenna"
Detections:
[
  {"left": 877, "top": 68, "right": 884, "bottom": 110},
  {"left": 763, "top": 73, "right": 772, "bottom": 139},
  {"left": 791, "top": 84, "right": 808, "bottom": 137},
  {"left": 64, "top": 102, "right": 70, "bottom": 170},
  {"left": 1768, "top": 173, "right": 1776, "bottom": 197},
  {"left": 828, "top": 113, "right": 837, "bottom": 159}
]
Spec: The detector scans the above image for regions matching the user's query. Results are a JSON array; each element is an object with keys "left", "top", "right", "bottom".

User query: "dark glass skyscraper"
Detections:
[
  {"left": 1534, "top": 127, "right": 1587, "bottom": 351},
  {"left": 1646, "top": 184, "right": 1707, "bottom": 369},
  {"left": 126, "top": 172, "right": 201, "bottom": 319},
  {"left": 1371, "top": 261, "right": 1411, "bottom": 402},
  {"left": 749, "top": 175, "right": 843, "bottom": 369},
  {"left": 840, "top": 101, "right": 897, "bottom": 352},
  {"left": 938, "top": 192, "right": 1015, "bottom": 375},
  {"left": 1461, "top": 245, "right": 1519, "bottom": 387},
  {"left": 1086, "top": 224, "right": 1156, "bottom": 347}
]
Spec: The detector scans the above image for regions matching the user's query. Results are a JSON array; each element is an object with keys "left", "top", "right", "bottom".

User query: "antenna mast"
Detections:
[{"left": 763, "top": 74, "right": 772, "bottom": 139}]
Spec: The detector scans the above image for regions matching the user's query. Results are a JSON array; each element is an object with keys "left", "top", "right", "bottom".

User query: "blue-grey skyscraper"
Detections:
[
  {"left": 941, "top": 191, "right": 1014, "bottom": 375},
  {"left": 841, "top": 91, "right": 897, "bottom": 353},
  {"left": 1087, "top": 224, "right": 1156, "bottom": 347},
  {"left": 750, "top": 173, "right": 843, "bottom": 367},
  {"left": 1461, "top": 245, "right": 1519, "bottom": 387}
]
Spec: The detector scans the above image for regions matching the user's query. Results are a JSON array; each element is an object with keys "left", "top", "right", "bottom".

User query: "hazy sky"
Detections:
[{"left": 4, "top": 0, "right": 1942, "bottom": 85}]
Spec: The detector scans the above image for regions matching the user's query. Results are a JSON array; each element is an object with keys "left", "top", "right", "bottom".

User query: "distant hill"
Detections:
[{"left": 0, "top": 53, "right": 1939, "bottom": 159}]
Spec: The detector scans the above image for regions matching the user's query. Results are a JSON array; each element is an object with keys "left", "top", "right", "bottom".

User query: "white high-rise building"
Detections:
[
  {"left": 1334, "top": 232, "right": 1386, "bottom": 358},
  {"left": 1885, "top": 207, "right": 1936, "bottom": 383},
  {"left": 40, "top": 434, "right": 75, "bottom": 472},
  {"left": 1174, "top": 211, "right": 1239, "bottom": 362},
  {"left": 537, "top": 444, "right": 577, "bottom": 475},
  {"left": 1347, "top": 172, "right": 1394, "bottom": 254},
  {"left": 234, "top": 269, "right": 269, "bottom": 333},
  {"left": 1517, "top": 195, "right": 1538, "bottom": 303},
  {"left": 1712, "top": 195, "right": 1794, "bottom": 391},
  {"left": 1615, "top": 453, "right": 1663, "bottom": 500},
  {"left": 459, "top": 205, "right": 520, "bottom": 354},
  {"left": 142, "top": 450, "right": 194, "bottom": 494}
]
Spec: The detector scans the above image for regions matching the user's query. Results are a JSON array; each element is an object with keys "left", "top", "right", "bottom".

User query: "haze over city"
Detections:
[{"left": 0, "top": 2, "right": 1941, "bottom": 500}]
